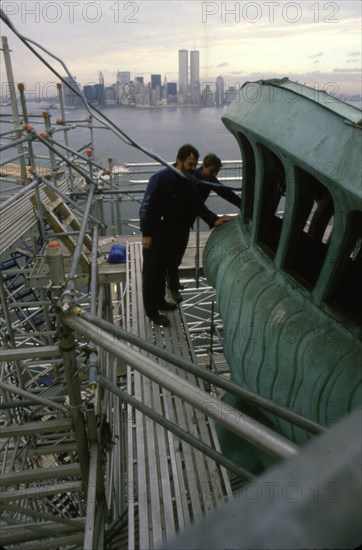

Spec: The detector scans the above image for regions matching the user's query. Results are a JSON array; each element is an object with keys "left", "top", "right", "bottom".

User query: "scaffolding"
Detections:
[{"left": 0, "top": 35, "right": 326, "bottom": 549}]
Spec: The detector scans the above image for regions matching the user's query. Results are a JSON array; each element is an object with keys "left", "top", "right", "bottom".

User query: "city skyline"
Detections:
[
  {"left": 59, "top": 49, "right": 234, "bottom": 108},
  {"left": 0, "top": 1, "right": 361, "bottom": 96}
]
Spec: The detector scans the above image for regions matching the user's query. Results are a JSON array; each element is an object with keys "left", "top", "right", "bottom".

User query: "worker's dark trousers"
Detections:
[
  {"left": 142, "top": 232, "right": 189, "bottom": 317},
  {"left": 142, "top": 241, "right": 168, "bottom": 318},
  {"left": 166, "top": 236, "right": 189, "bottom": 291}
]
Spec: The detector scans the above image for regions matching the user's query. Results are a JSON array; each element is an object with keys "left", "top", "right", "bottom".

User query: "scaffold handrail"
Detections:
[
  {"left": 74, "top": 307, "right": 324, "bottom": 435},
  {"left": 63, "top": 313, "right": 298, "bottom": 461}
]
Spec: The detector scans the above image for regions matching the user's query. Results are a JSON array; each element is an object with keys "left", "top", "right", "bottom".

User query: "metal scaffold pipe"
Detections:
[
  {"left": 0, "top": 273, "right": 16, "bottom": 349},
  {"left": 35, "top": 131, "right": 98, "bottom": 185},
  {"left": 63, "top": 314, "right": 299, "bottom": 461},
  {"left": 44, "top": 135, "right": 105, "bottom": 173},
  {"left": 56, "top": 82, "right": 74, "bottom": 189},
  {"left": 88, "top": 224, "right": 99, "bottom": 385},
  {"left": 72, "top": 221, "right": 92, "bottom": 280},
  {"left": 90, "top": 225, "right": 98, "bottom": 316},
  {"left": 41, "top": 110, "right": 58, "bottom": 181},
  {"left": 1, "top": 36, "right": 27, "bottom": 182},
  {"left": 0, "top": 381, "right": 67, "bottom": 413},
  {"left": 73, "top": 308, "right": 323, "bottom": 435},
  {"left": 98, "top": 375, "right": 253, "bottom": 481},
  {"left": 17, "top": 83, "right": 36, "bottom": 166},
  {"left": 0, "top": 135, "right": 31, "bottom": 153},
  {"left": 61, "top": 184, "right": 95, "bottom": 312},
  {"left": 58, "top": 324, "right": 90, "bottom": 487}
]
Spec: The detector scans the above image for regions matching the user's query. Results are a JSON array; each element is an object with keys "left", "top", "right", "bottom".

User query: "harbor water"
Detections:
[{"left": 1, "top": 104, "right": 243, "bottom": 234}]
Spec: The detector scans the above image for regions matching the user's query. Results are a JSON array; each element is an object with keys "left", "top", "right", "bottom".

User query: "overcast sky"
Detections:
[{"left": 1, "top": 0, "right": 361, "bottom": 96}]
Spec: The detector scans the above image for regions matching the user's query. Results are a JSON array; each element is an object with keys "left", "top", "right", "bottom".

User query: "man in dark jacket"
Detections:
[
  {"left": 165, "top": 152, "right": 240, "bottom": 304},
  {"left": 139, "top": 144, "right": 231, "bottom": 326},
  {"left": 165, "top": 152, "right": 241, "bottom": 305},
  {"left": 195, "top": 153, "right": 240, "bottom": 208}
]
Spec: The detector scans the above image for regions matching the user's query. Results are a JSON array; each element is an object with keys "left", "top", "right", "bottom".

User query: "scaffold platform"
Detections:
[
  {"left": 125, "top": 242, "right": 232, "bottom": 549},
  {"left": 0, "top": 183, "right": 234, "bottom": 549}
]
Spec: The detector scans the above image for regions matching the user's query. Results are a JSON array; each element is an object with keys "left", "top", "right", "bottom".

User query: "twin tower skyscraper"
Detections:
[{"left": 178, "top": 49, "right": 200, "bottom": 103}]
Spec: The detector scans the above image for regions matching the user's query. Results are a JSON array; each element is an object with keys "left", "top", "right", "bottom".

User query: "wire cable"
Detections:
[{"left": 0, "top": 8, "right": 241, "bottom": 191}]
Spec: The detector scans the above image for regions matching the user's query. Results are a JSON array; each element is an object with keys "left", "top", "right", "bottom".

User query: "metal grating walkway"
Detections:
[{"left": 125, "top": 242, "right": 232, "bottom": 549}]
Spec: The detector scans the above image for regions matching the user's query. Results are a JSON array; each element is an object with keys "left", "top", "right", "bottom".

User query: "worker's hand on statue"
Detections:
[
  {"left": 142, "top": 236, "right": 153, "bottom": 249},
  {"left": 214, "top": 215, "right": 233, "bottom": 227}
]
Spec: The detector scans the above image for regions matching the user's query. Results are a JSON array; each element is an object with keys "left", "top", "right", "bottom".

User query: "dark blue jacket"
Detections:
[{"left": 140, "top": 167, "right": 218, "bottom": 237}]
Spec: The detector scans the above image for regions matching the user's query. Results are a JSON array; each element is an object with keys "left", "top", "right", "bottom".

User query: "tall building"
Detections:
[
  {"left": 151, "top": 74, "right": 161, "bottom": 90},
  {"left": 133, "top": 77, "right": 145, "bottom": 106},
  {"left": 190, "top": 50, "right": 200, "bottom": 103},
  {"left": 167, "top": 82, "right": 177, "bottom": 95},
  {"left": 83, "top": 83, "right": 105, "bottom": 106},
  {"left": 215, "top": 75, "right": 225, "bottom": 105},
  {"left": 202, "top": 84, "right": 215, "bottom": 106},
  {"left": 63, "top": 76, "right": 82, "bottom": 107},
  {"left": 116, "top": 71, "right": 131, "bottom": 104},
  {"left": 167, "top": 82, "right": 178, "bottom": 104},
  {"left": 225, "top": 85, "right": 238, "bottom": 104},
  {"left": 162, "top": 76, "right": 168, "bottom": 101},
  {"left": 178, "top": 49, "right": 188, "bottom": 100},
  {"left": 117, "top": 71, "right": 131, "bottom": 85},
  {"left": 97, "top": 71, "right": 105, "bottom": 106}
]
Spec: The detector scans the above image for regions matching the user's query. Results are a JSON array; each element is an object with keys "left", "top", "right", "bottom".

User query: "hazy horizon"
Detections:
[{"left": 0, "top": 1, "right": 361, "bottom": 98}]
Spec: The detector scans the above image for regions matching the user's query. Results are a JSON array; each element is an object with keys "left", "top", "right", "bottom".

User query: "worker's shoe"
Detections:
[
  {"left": 149, "top": 313, "right": 170, "bottom": 327},
  {"left": 170, "top": 289, "right": 183, "bottom": 303},
  {"left": 159, "top": 300, "right": 177, "bottom": 311}
]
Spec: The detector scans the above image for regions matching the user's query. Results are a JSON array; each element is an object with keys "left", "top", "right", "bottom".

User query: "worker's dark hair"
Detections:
[
  {"left": 176, "top": 144, "right": 199, "bottom": 162},
  {"left": 203, "top": 153, "right": 222, "bottom": 170}
]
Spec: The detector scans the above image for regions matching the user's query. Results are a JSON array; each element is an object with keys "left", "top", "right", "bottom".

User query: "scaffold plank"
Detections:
[{"left": 125, "top": 241, "right": 232, "bottom": 550}]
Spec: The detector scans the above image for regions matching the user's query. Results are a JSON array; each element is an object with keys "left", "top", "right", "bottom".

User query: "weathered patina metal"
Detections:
[{"left": 204, "top": 79, "right": 362, "bottom": 471}]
